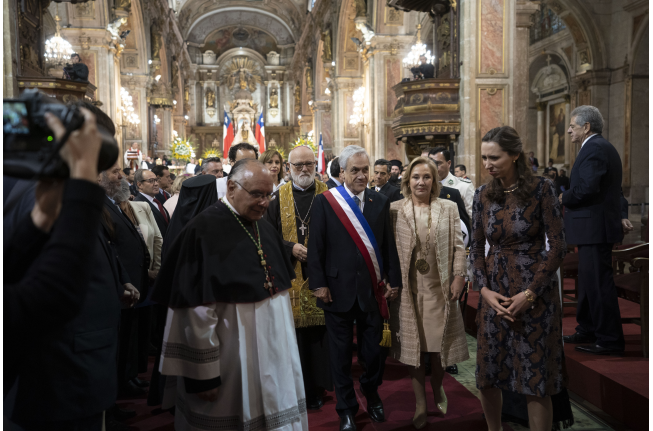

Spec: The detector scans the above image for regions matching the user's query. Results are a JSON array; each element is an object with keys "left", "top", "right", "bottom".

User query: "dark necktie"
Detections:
[
  {"left": 353, "top": 196, "right": 361, "bottom": 210},
  {"left": 153, "top": 198, "right": 169, "bottom": 224}
]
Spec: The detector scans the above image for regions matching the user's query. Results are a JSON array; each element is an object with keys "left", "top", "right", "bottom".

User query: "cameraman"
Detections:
[
  {"left": 63, "top": 53, "right": 89, "bottom": 82},
  {"left": 4, "top": 107, "right": 137, "bottom": 431}
]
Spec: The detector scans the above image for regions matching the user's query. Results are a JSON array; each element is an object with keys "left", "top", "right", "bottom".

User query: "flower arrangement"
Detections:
[
  {"left": 269, "top": 146, "right": 287, "bottom": 161},
  {"left": 291, "top": 130, "right": 317, "bottom": 154},
  {"left": 171, "top": 137, "right": 196, "bottom": 163}
]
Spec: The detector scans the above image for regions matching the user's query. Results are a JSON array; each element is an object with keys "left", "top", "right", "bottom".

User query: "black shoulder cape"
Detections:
[
  {"left": 152, "top": 199, "right": 296, "bottom": 308},
  {"left": 163, "top": 175, "right": 218, "bottom": 258}
]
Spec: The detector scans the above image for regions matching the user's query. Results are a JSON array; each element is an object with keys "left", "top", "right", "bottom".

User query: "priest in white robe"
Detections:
[{"left": 152, "top": 159, "right": 307, "bottom": 431}]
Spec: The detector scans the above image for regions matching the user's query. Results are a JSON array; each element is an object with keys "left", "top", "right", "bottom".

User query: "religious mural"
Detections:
[
  {"left": 203, "top": 26, "right": 278, "bottom": 59},
  {"left": 548, "top": 101, "right": 566, "bottom": 163}
]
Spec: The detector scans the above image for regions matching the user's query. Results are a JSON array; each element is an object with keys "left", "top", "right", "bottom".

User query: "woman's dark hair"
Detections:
[{"left": 482, "top": 126, "right": 533, "bottom": 205}]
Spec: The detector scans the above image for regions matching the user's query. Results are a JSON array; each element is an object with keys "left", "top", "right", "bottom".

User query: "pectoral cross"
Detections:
[
  {"left": 290, "top": 290, "right": 301, "bottom": 307},
  {"left": 299, "top": 223, "right": 307, "bottom": 236}
]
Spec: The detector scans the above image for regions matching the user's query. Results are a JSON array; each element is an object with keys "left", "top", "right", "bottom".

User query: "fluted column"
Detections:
[
  {"left": 564, "top": 95, "right": 571, "bottom": 168},
  {"left": 514, "top": 1, "right": 540, "bottom": 138}
]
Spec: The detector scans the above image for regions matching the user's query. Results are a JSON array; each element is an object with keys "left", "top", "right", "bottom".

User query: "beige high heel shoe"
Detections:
[
  {"left": 435, "top": 386, "right": 448, "bottom": 415},
  {"left": 412, "top": 410, "right": 427, "bottom": 430}
]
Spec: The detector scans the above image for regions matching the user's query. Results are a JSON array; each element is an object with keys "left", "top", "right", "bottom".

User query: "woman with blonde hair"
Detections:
[
  {"left": 389, "top": 157, "right": 468, "bottom": 429},
  {"left": 163, "top": 173, "right": 193, "bottom": 217},
  {"left": 259, "top": 148, "right": 286, "bottom": 191}
]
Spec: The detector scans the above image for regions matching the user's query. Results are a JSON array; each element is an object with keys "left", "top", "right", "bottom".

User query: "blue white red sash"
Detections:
[{"left": 322, "top": 186, "right": 389, "bottom": 319}]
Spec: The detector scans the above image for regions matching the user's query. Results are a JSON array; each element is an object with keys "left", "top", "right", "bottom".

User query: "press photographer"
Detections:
[
  {"left": 63, "top": 53, "right": 89, "bottom": 82},
  {"left": 4, "top": 102, "right": 139, "bottom": 431}
]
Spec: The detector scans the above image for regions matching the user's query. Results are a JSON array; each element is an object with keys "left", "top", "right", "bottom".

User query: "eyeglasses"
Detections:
[
  {"left": 141, "top": 178, "right": 159, "bottom": 184},
  {"left": 234, "top": 180, "right": 276, "bottom": 202},
  {"left": 289, "top": 161, "right": 316, "bottom": 170}
]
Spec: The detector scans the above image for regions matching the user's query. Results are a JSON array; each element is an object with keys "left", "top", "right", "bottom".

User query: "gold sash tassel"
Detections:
[{"left": 279, "top": 180, "right": 329, "bottom": 328}]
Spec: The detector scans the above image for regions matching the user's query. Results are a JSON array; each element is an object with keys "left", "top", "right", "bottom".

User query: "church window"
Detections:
[{"left": 530, "top": 5, "right": 566, "bottom": 45}]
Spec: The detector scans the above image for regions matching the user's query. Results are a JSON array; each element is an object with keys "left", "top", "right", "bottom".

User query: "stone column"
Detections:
[
  {"left": 514, "top": 1, "right": 540, "bottom": 138},
  {"left": 564, "top": 95, "right": 571, "bottom": 168},
  {"left": 537, "top": 102, "right": 545, "bottom": 170}
]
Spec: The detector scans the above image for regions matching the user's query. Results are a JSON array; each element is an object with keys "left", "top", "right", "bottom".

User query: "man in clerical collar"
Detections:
[
  {"left": 152, "top": 159, "right": 306, "bottom": 431},
  {"left": 264, "top": 145, "right": 333, "bottom": 410},
  {"left": 373, "top": 159, "right": 402, "bottom": 202},
  {"left": 428, "top": 147, "right": 474, "bottom": 219}
]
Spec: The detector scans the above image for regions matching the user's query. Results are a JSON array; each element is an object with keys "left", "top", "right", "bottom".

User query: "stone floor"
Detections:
[{"left": 451, "top": 334, "right": 623, "bottom": 431}]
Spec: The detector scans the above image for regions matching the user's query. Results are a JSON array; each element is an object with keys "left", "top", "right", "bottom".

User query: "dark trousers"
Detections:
[
  {"left": 117, "top": 308, "right": 139, "bottom": 384},
  {"left": 15, "top": 412, "right": 103, "bottom": 431},
  {"left": 324, "top": 299, "right": 382, "bottom": 417},
  {"left": 136, "top": 306, "right": 152, "bottom": 374},
  {"left": 296, "top": 326, "right": 333, "bottom": 400},
  {"left": 576, "top": 243, "right": 625, "bottom": 350}
]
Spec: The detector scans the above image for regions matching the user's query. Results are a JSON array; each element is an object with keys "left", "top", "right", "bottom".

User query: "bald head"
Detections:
[
  {"left": 226, "top": 159, "right": 274, "bottom": 222},
  {"left": 288, "top": 145, "right": 315, "bottom": 163}
]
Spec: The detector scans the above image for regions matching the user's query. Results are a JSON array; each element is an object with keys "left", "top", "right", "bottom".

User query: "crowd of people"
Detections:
[{"left": 4, "top": 103, "right": 633, "bottom": 431}]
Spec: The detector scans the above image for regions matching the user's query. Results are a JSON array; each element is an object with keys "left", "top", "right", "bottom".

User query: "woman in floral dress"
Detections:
[{"left": 470, "top": 126, "right": 567, "bottom": 431}]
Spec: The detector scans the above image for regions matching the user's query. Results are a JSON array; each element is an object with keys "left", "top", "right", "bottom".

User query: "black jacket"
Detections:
[
  {"left": 376, "top": 182, "right": 403, "bottom": 202},
  {"left": 562, "top": 134, "right": 624, "bottom": 245},
  {"left": 308, "top": 188, "right": 401, "bottom": 313},
  {"left": 440, "top": 185, "right": 471, "bottom": 241},
  {"left": 5, "top": 180, "right": 122, "bottom": 421},
  {"left": 325, "top": 178, "right": 339, "bottom": 189},
  {"left": 134, "top": 193, "right": 170, "bottom": 238}
]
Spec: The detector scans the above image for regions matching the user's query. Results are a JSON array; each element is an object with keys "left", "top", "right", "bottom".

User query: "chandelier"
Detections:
[
  {"left": 44, "top": 14, "right": 75, "bottom": 68},
  {"left": 120, "top": 87, "right": 140, "bottom": 125},
  {"left": 402, "top": 24, "right": 434, "bottom": 69},
  {"left": 349, "top": 86, "right": 365, "bottom": 127}
]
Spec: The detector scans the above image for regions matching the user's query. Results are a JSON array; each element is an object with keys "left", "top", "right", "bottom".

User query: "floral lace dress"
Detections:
[{"left": 470, "top": 177, "right": 567, "bottom": 397}]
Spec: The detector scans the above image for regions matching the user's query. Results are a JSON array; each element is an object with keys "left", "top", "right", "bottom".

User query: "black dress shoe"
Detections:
[
  {"left": 575, "top": 344, "right": 623, "bottom": 355},
  {"left": 360, "top": 387, "right": 385, "bottom": 423},
  {"left": 563, "top": 332, "right": 596, "bottom": 344},
  {"left": 105, "top": 415, "right": 131, "bottom": 431},
  {"left": 120, "top": 380, "right": 147, "bottom": 396},
  {"left": 445, "top": 364, "right": 458, "bottom": 374},
  {"left": 339, "top": 414, "right": 356, "bottom": 431},
  {"left": 131, "top": 377, "right": 150, "bottom": 388},
  {"left": 306, "top": 396, "right": 324, "bottom": 410},
  {"left": 109, "top": 404, "right": 137, "bottom": 421}
]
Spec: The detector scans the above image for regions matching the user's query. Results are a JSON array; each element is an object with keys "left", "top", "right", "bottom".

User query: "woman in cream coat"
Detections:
[{"left": 389, "top": 157, "right": 469, "bottom": 429}]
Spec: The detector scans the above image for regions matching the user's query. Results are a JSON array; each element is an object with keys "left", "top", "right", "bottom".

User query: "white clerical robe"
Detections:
[{"left": 160, "top": 289, "right": 308, "bottom": 431}]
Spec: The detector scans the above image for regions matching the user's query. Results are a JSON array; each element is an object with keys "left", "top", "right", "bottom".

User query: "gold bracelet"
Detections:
[{"left": 523, "top": 289, "right": 535, "bottom": 303}]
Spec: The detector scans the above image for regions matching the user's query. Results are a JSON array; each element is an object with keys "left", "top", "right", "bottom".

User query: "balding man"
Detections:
[
  {"left": 152, "top": 159, "right": 306, "bottom": 431},
  {"left": 265, "top": 145, "right": 332, "bottom": 409}
]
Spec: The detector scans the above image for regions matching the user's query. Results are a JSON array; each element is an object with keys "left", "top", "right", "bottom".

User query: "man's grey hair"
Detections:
[
  {"left": 201, "top": 157, "right": 221, "bottom": 173},
  {"left": 228, "top": 159, "right": 267, "bottom": 183},
  {"left": 134, "top": 168, "right": 149, "bottom": 185},
  {"left": 571, "top": 105, "right": 603, "bottom": 134},
  {"left": 339, "top": 145, "right": 369, "bottom": 171}
]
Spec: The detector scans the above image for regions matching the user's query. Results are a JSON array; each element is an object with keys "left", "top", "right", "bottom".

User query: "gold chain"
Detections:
[{"left": 412, "top": 200, "right": 432, "bottom": 260}]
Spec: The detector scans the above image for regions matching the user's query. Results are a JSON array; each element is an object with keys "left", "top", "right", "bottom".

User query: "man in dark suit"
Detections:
[
  {"left": 152, "top": 165, "right": 172, "bottom": 202},
  {"left": 561, "top": 105, "right": 628, "bottom": 355},
  {"left": 373, "top": 159, "right": 402, "bottom": 202},
  {"left": 101, "top": 162, "right": 151, "bottom": 396},
  {"left": 326, "top": 157, "right": 342, "bottom": 189},
  {"left": 123, "top": 167, "right": 138, "bottom": 197},
  {"left": 440, "top": 185, "right": 471, "bottom": 246},
  {"left": 134, "top": 168, "right": 170, "bottom": 238},
  {"left": 528, "top": 151, "right": 539, "bottom": 173},
  {"left": 309, "top": 146, "right": 401, "bottom": 431}
]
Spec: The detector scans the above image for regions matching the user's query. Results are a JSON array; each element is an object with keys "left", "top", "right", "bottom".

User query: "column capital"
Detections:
[{"left": 516, "top": 1, "right": 540, "bottom": 28}]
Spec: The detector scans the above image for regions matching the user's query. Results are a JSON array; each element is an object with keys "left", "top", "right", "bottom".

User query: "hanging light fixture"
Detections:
[
  {"left": 120, "top": 87, "right": 140, "bottom": 125},
  {"left": 402, "top": 24, "right": 434, "bottom": 69},
  {"left": 349, "top": 86, "right": 365, "bottom": 127},
  {"left": 44, "top": 13, "right": 75, "bottom": 68}
]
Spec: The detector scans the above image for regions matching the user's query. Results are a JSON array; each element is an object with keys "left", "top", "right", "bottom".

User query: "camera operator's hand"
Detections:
[
  {"left": 31, "top": 180, "right": 66, "bottom": 233},
  {"left": 45, "top": 107, "right": 102, "bottom": 182}
]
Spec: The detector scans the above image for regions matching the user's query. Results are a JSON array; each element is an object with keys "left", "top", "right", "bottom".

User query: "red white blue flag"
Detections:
[
  {"left": 223, "top": 111, "right": 234, "bottom": 156},
  {"left": 255, "top": 112, "right": 266, "bottom": 152},
  {"left": 318, "top": 133, "right": 326, "bottom": 175}
]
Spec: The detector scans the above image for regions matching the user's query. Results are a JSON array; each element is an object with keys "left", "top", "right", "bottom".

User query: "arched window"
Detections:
[{"left": 530, "top": 4, "right": 566, "bottom": 45}]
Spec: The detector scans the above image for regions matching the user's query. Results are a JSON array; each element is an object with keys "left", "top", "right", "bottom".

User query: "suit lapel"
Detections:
[{"left": 104, "top": 196, "right": 140, "bottom": 237}]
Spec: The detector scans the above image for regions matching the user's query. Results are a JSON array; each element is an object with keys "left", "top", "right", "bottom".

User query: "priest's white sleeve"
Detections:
[{"left": 160, "top": 305, "right": 221, "bottom": 383}]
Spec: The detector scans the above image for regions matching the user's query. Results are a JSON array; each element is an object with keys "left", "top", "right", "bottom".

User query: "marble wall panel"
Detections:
[
  {"left": 385, "top": 126, "right": 403, "bottom": 161},
  {"left": 385, "top": 58, "right": 401, "bottom": 118},
  {"left": 478, "top": 87, "right": 505, "bottom": 182},
  {"left": 345, "top": 91, "right": 358, "bottom": 138},
  {"left": 322, "top": 111, "right": 332, "bottom": 149},
  {"left": 479, "top": 0, "right": 504, "bottom": 75},
  {"left": 80, "top": 51, "right": 97, "bottom": 97}
]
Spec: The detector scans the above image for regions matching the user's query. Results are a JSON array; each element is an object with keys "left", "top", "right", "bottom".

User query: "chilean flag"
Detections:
[
  {"left": 318, "top": 133, "right": 326, "bottom": 175},
  {"left": 223, "top": 111, "right": 234, "bottom": 156},
  {"left": 254, "top": 112, "right": 266, "bottom": 152}
]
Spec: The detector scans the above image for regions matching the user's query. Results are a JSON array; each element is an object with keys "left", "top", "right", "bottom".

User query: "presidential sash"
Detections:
[
  {"left": 322, "top": 186, "right": 389, "bottom": 321},
  {"left": 279, "top": 180, "right": 328, "bottom": 328}
]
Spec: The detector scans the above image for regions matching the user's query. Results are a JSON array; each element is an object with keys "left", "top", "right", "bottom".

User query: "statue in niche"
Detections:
[
  {"left": 269, "top": 88, "right": 279, "bottom": 108},
  {"left": 239, "top": 70, "right": 247, "bottom": 90},
  {"left": 321, "top": 29, "right": 333, "bottom": 62},
  {"left": 248, "top": 75, "right": 258, "bottom": 92},
  {"left": 305, "top": 64, "right": 313, "bottom": 90},
  {"left": 294, "top": 85, "right": 301, "bottom": 113},
  {"left": 354, "top": 0, "right": 367, "bottom": 17},
  {"left": 223, "top": 57, "right": 262, "bottom": 92},
  {"left": 184, "top": 86, "right": 190, "bottom": 102},
  {"left": 151, "top": 24, "right": 162, "bottom": 60},
  {"left": 206, "top": 88, "right": 215, "bottom": 107}
]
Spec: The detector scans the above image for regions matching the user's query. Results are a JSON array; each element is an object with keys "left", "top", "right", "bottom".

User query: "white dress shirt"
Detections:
[
  {"left": 344, "top": 183, "right": 365, "bottom": 212},
  {"left": 139, "top": 192, "right": 156, "bottom": 204},
  {"left": 216, "top": 177, "right": 228, "bottom": 199}
]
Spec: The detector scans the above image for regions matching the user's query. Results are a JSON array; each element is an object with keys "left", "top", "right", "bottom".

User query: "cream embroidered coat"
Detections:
[{"left": 389, "top": 198, "right": 469, "bottom": 368}]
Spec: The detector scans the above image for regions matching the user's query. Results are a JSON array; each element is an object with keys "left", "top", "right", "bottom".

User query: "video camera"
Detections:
[{"left": 3, "top": 89, "right": 118, "bottom": 179}]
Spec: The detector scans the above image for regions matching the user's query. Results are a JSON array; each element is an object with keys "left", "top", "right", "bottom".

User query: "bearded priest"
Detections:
[
  {"left": 265, "top": 145, "right": 333, "bottom": 410},
  {"left": 151, "top": 159, "right": 307, "bottom": 431}
]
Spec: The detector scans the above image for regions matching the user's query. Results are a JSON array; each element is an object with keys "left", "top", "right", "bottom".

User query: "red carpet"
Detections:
[
  {"left": 119, "top": 345, "right": 513, "bottom": 430},
  {"left": 464, "top": 281, "right": 649, "bottom": 431}
]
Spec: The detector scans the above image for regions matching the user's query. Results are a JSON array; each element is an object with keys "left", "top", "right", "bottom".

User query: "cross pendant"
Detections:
[{"left": 299, "top": 223, "right": 307, "bottom": 236}]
